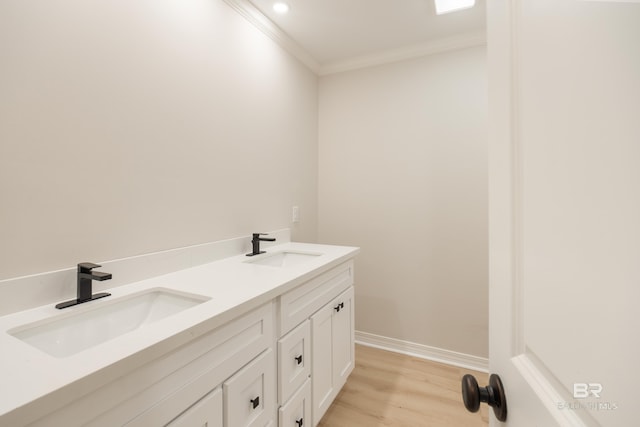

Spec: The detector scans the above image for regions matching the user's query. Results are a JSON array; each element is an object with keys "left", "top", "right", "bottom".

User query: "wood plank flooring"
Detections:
[{"left": 318, "top": 344, "right": 489, "bottom": 427}]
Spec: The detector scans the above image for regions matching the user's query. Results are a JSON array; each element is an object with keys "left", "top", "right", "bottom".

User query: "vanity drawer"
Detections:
[
  {"left": 224, "top": 349, "right": 275, "bottom": 427},
  {"left": 278, "top": 261, "right": 353, "bottom": 335},
  {"left": 278, "top": 379, "right": 311, "bottom": 427},
  {"left": 167, "top": 387, "right": 222, "bottom": 427},
  {"left": 277, "top": 320, "right": 310, "bottom": 404}
]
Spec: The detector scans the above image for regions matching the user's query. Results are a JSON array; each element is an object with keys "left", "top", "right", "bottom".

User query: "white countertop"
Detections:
[{"left": 0, "top": 242, "right": 359, "bottom": 424}]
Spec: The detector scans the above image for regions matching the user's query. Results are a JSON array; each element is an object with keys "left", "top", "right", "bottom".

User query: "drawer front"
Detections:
[
  {"left": 167, "top": 387, "right": 222, "bottom": 427},
  {"left": 279, "top": 261, "right": 353, "bottom": 335},
  {"left": 278, "top": 379, "right": 311, "bottom": 427},
  {"left": 277, "top": 320, "right": 311, "bottom": 404},
  {"left": 224, "top": 349, "right": 275, "bottom": 427}
]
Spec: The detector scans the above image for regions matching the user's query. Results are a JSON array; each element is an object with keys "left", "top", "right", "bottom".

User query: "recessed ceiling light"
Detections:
[
  {"left": 273, "top": 2, "right": 290, "bottom": 14},
  {"left": 434, "top": 0, "right": 475, "bottom": 15}
]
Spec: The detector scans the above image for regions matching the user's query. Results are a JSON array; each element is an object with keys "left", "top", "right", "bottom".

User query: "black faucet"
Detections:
[
  {"left": 55, "top": 263, "right": 112, "bottom": 309},
  {"left": 246, "top": 233, "right": 276, "bottom": 256}
]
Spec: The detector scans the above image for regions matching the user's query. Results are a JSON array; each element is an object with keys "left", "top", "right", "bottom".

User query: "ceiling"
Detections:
[{"left": 246, "top": 0, "right": 486, "bottom": 73}]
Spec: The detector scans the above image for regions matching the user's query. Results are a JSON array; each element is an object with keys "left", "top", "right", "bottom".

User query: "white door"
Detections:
[{"left": 483, "top": 0, "right": 640, "bottom": 425}]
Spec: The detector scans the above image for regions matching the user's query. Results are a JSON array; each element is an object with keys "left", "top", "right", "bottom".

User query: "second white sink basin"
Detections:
[
  {"left": 9, "top": 288, "right": 210, "bottom": 358},
  {"left": 246, "top": 251, "right": 321, "bottom": 268}
]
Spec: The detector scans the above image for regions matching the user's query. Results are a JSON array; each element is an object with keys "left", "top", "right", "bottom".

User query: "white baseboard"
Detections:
[{"left": 355, "top": 330, "right": 489, "bottom": 373}]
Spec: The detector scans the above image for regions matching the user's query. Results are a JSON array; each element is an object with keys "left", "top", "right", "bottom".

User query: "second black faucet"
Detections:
[{"left": 246, "top": 233, "right": 276, "bottom": 256}]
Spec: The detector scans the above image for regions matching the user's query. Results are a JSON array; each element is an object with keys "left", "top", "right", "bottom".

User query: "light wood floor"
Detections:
[{"left": 318, "top": 344, "right": 489, "bottom": 427}]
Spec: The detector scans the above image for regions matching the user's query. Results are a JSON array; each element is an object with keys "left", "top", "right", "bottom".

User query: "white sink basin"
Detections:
[
  {"left": 246, "top": 251, "right": 321, "bottom": 268},
  {"left": 9, "top": 288, "right": 210, "bottom": 358}
]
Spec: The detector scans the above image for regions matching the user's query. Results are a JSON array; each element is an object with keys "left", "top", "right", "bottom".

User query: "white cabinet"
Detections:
[
  {"left": 18, "top": 256, "right": 357, "bottom": 427},
  {"left": 167, "top": 387, "right": 223, "bottom": 427},
  {"left": 277, "top": 260, "right": 355, "bottom": 427},
  {"left": 310, "top": 286, "right": 354, "bottom": 426},
  {"left": 32, "top": 303, "right": 274, "bottom": 427},
  {"left": 224, "top": 349, "right": 275, "bottom": 427}
]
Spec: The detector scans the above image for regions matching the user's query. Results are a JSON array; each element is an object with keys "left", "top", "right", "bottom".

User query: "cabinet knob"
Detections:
[
  {"left": 296, "top": 418, "right": 303, "bottom": 427},
  {"left": 295, "top": 355, "right": 303, "bottom": 365},
  {"left": 334, "top": 302, "right": 344, "bottom": 312},
  {"left": 250, "top": 396, "right": 260, "bottom": 409}
]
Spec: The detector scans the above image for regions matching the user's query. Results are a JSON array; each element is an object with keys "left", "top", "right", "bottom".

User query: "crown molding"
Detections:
[
  {"left": 222, "top": 0, "right": 485, "bottom": 77},
  {"left": 221, "top": 0, "right": 320, "bottom": 73},
  {"left": 319, "top": 31, "right": 487, "bottom": 76}
]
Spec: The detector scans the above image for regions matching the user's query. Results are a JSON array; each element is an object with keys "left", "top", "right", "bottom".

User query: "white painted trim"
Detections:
[
  {"left": 319, "top": 31, "right": 487, "bottom": 76},
  {"left": 221, "top": 0, "right": 485, "bottom": 76},
  {"left": 355, "top": 330, "right": 489, "bottom": 373},
  {"left": 220, "top": 0, "right": 320, "bottom": 73}
]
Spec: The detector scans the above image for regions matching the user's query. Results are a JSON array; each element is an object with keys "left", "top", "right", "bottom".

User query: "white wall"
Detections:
[
  {"left": 318, "top": 46, "right": 488, "bottom": 357},
  {"left": 0, "top": 0, "right": 488, "bottom": 359},
  {"left": 0, "top": 0, "right": 318, "bottom": 280}
]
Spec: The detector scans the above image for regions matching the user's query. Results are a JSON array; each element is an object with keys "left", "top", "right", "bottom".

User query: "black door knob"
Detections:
[{"left": 461, "top": 374, "right": 507, "bottom": 422}]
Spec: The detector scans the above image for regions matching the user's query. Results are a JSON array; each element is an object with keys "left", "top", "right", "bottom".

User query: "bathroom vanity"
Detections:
[{"left": 0, "top": 240, "right": 359, "bottom": 427}]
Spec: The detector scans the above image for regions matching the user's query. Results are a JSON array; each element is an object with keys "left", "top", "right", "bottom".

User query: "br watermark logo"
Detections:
[
  {"left": 557, "top": 383, "right": 618, "bottom": 411},
  {"left": 573, "top": 383, "right": 602, "bottom": 398}
]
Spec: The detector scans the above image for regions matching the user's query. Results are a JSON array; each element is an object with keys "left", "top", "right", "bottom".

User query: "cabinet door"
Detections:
[
  {"left": 331, "top": 287, "right": 354, "bottom": 392},
  {"left": 310, "top": 286, "right": 354, "bottom": 426},
  {"left": 224, "top": 349, "right": 275, "bottom": 427},
  {"left": 167, "top": 387, "right": 222, "bottom": 427},
  {"left": 278, "top": 379, "right": 311, "bottom": 427},
  {"left": 310, "top": 299, "right": 334, "bottom": 426}
]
